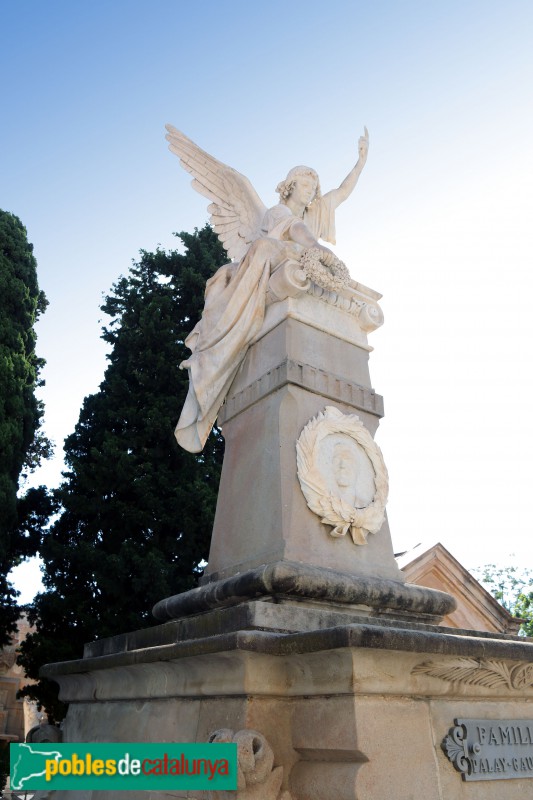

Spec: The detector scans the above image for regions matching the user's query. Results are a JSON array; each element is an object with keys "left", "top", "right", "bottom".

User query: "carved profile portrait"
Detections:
[
  {"left": 320, "top": 434, "right": 375, "bottom": 509},
  {"left": 296, "top": 406, "right": 388, "bottom": 545}
]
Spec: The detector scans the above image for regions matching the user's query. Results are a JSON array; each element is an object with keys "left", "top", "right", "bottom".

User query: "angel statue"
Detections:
[{"left": 166, "top": 125, "right": 369, "bottom": 453}]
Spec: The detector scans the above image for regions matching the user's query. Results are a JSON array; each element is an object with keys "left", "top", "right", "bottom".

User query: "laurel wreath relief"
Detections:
[
  {"left": 300, "top": 247, "right": 350, "bottom": 292},
  {"left": 296, "top": 406, "right": 388, "bottom": 545}
]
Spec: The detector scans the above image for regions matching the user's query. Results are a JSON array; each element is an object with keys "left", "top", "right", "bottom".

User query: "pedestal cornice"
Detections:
[{"left": 219, "top": 359, "right": 384, "bottom": 425}]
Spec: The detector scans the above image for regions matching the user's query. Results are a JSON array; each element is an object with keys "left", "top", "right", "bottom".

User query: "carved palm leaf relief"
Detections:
[{"left": 412, "top": 658, "right": 533, "bottom": 690}]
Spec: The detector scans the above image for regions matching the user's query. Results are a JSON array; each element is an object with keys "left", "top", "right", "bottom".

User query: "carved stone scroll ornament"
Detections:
[
  {"left": 208, "top": 729, "right": 291, "bottom": 800},
  {"left": 26, "top": 721, "right": 63, "bottom": 743},
  {"left": 266, "top": 255, "right": 384, "bottom": 335},
  {"left": 296, "top": 406, "right": 388, "bottom": 545},
  {"left": 412, "top": 658, "right": 533, "bottom": 691}
]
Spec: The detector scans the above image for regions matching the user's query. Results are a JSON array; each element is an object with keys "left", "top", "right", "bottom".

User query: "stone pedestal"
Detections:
[
  {"left": 154, "top": 269, "right": 452, "bottom": 625},
  {"left": 42, "top": 610, "right": 533, "bottom": 800},
  {"left": 205, "top": 277, "right": 395, "bottom": 583},
  {"left": 39, "top": 270, "right": 533, "bottom": 799}
]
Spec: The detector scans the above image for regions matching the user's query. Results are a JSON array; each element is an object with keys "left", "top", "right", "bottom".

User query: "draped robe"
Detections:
[{"left": 175, "top": 198, "right": 336, "bottom": 452}]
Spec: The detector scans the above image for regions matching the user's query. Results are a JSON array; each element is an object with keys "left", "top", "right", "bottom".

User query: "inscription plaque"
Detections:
[{"left": 442, "top": 719, "right": 533, "bottom": 781}]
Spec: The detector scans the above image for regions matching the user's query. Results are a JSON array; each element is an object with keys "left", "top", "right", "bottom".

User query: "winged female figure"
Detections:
[{"left": 166, "top": 125, "right": 369, "bottom": 452}]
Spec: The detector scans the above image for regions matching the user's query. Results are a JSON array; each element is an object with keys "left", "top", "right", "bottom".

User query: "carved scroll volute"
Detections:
[
  {"left": 268, "top": 259, "right": 310, "bottom": 302},
  {"left": 208, "top": 729, "right": 291, "bottom": 800},
  {"left": 358, "top": 302, "right": 384, "bottom": 332}
]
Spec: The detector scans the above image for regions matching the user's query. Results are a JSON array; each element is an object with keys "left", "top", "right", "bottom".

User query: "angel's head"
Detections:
[{"left": 276, "top": 166, "right": 321, "bottom": 208}]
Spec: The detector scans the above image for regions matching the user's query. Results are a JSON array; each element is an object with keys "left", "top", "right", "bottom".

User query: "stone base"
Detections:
[
  {"left": 152, "top": 560, "right": 455, "bottom": 625},
  {"left": 41, "top": 603, "right": 533, "bottom": 800}
]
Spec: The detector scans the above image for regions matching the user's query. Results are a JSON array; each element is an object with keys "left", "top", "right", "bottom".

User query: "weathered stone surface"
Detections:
[
  {"left": 42, "top": 620, "right": 533, "bottom": 689},
  {"left": 83, "top": 600, "right": 527, "bottom": 662},
  {"left": 208, "top": 728, "right": 290, "bottom": 800},
  {"left": 200, "top": 303, "right": 402, "bottom": 587},
  {"left": 152, "top": 561, "right": 454, "bottom": 624},
  {"left": 205, "top": 392, "right": 399, "bottom": 584},
  {"left": 221, "top": 315, "right": 377, "bottom": 412},
  {"left": 218, "top": 356, "right": 384, "bottom": 427},
  {"left": 40, "top": 619, "right": 533, "bottom": 799}
]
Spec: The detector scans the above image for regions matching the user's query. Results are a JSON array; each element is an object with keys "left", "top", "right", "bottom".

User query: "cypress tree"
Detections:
[
  {"left": 20, "top": 226, "right": 226, "bottom": 719},
  {"left": 0, "top": 210, "right": 50, "bottom": 646}
]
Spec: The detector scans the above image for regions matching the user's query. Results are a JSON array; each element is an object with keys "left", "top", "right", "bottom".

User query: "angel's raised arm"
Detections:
[
  {"left": 322, "top": 127, "right": 369, "bottom": 211},
  {"left": 165, "top": 125, "right": 267, "bottom": 262}
]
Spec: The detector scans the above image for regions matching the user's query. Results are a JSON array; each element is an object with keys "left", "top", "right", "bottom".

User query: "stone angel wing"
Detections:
[{"left": 166, "top": 125, "right": 267, "bottom": 262}]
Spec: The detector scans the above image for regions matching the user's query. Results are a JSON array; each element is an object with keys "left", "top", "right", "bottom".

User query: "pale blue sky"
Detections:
[{"left": 2, "top": 1, "right": 533, "bottom": 600}]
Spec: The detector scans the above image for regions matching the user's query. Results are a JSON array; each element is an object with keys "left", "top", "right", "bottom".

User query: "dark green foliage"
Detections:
[
  {"left": 473, "top": 563, "right": 533, "bottom": 637},
  {"left": 19, "top": 226, "right": 226, "bottom": 720},
  {"left": 514, "top": 592, "right": 533, "bottom": 638},
  {"left": 0, "top": 746, "right": 8, "bottom": 792},
  {"left": 0, "top": 210, "right": 51, "bottom": 646}
]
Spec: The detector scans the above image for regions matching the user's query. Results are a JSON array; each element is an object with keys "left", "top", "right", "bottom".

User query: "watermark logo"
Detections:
[{"left": 10, "top": 742, "right": 237, "bottom": 792}]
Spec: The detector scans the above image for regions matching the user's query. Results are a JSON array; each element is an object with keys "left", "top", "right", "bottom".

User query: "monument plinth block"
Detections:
[
  {"left": 166, "top": 279, "right": 448, "bottom": 625},
  {"left": 42, "top": 616, "right": 533, "bottom": 800},
  {"left": 153, "top": 562, "right": 455, "bottom": 626},
  {"left": 204, "top": 282, "right": 391, "bottom": 579}
]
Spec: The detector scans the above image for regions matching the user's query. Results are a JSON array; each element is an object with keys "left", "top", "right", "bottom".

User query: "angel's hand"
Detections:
[{"left": 358, "top": 126, "right": 369, "bottom": 162}]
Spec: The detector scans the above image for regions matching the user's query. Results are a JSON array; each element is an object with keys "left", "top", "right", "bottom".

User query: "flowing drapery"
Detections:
[{"left": 175, "top": 200, "right": 336, "bottom": 452}]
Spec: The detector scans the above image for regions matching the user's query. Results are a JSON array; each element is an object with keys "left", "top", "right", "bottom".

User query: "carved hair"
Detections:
[{"left": 276, "top": 166, "right": 321, "bottom": 204}]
